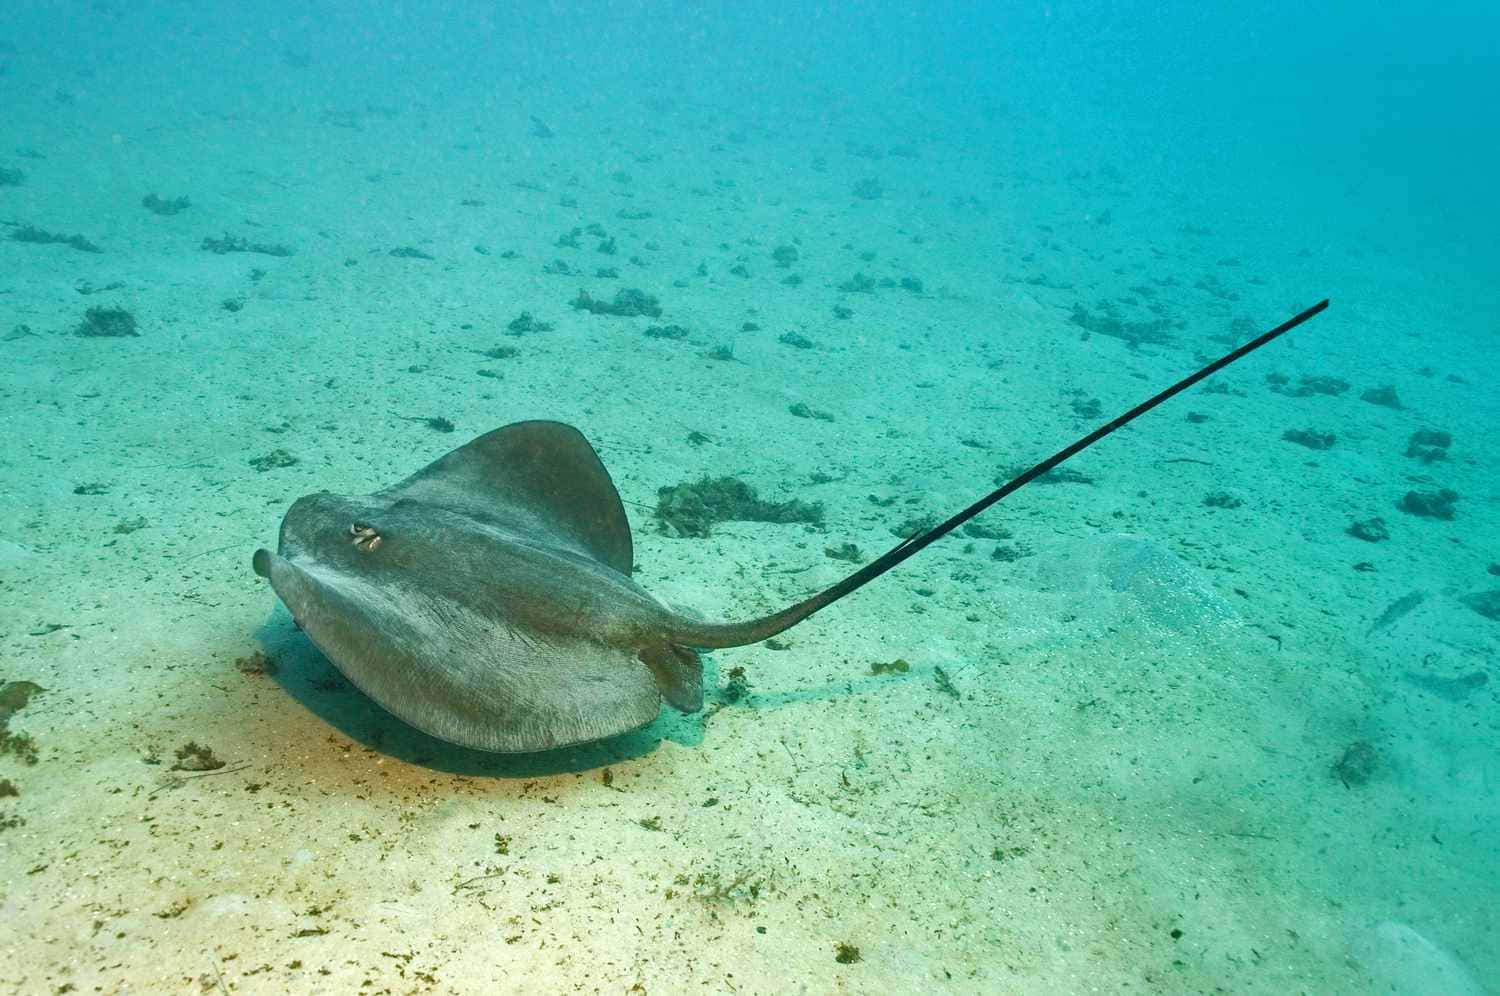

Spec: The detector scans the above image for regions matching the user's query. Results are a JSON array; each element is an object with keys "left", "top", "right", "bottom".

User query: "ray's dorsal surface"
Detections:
[{"left": 253, "top": 300, "right": 1328, "bottom": 753}]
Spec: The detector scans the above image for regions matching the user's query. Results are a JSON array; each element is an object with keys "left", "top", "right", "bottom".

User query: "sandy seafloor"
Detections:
[{"left": 1, "top": 68, "right": 1498, "bottom": 996}]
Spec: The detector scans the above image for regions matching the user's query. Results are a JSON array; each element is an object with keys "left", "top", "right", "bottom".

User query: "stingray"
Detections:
[{"left": 253, "top": 300, "right": 1327, "bottom": 752}]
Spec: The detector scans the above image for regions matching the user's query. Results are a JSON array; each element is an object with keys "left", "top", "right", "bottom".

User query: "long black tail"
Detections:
[{"left": 673, "top": 299, "right": 1330, "bottom": 649}]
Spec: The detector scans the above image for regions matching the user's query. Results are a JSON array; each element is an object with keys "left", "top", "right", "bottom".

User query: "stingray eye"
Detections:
[{"left": 349, "top": 522, "right": 383, "bottom": 552}]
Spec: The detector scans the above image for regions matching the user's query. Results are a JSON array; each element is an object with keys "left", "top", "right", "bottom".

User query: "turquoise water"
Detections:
[{"left": 1, "top": 2, "right": 1495, "bottom": 992}]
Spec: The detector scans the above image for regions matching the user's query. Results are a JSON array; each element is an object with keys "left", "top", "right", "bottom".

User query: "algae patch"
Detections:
[
  {"left": 656, "top": 477, "right": 823, "bottom": 538},
  {"left": 0, "top": 679, "right": 43, "bottom": 765}
]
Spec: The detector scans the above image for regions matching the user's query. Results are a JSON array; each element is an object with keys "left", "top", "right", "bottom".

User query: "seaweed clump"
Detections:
[
  {"left": 1405, "top": 429, "right": 1451, "bottom": 463},
  {"left": 234, "top": 651, "right": 278, "bottom": 676},
  {"left": 1361, "top": 385, "right": 1403, "bottom": 409},
  {"left": 788, "top": 402, "right": 834, "bottom": 422},
  {"left": 507, "top": 311, "right": 554, "bottom": 334},
  {"left": 201, "top": 233, "right": 294, "bottom": 257},
  {"left": 722, "top": 666, "right": 751, "bottom": 703},
  {"left": 75, "top": 306, "right": 139, "bottom": 338},
  {"left": 825, "top": 542, "right": 863, "bottom": 563},
  {"left": 172, "top": 741, "right": 225, "bottom": 771},
  {"left": 249, "top": 449, "right": 299, "bottom": 472},
  {"left": 1069, "top": 301, "right": 1178, "bottom": 347},
  {"left": 1266, "top": 373, "right": 1349, "bottom": 397},
  {"left": 870, "top": 658, "right": 909, "bottom": 676},
  {"left": 1282, "top": 428, "right": 1336, "bottom": 450},
  {"left": 656, "top": 477, "right": 823, "bottom": 538},
  {"left": 1398, "top": 488, "right": 1458, "bottom": 520},
  {"left": 142, "top": 194, "right": 190, "bottom": 216},
  {"left": 1461, "top": 590, "right": 1500, "bottom": 622},
  {"left": 0, "top": 680, "right": 43, "bottom": 766},
  {"left": 394, "top": 414, "right": 454, "bottom": 433},
  {"left": 1331, "top": 740, "right": 1378, "bottom": 788},
  {"left": 1346, "top": 517, "right": 1389, "bottom": 543},
  {"left": 12, "top": 224, "right": 102, "bottom": 253},
  {"left": 572, "top": 287, "right": 661, "bottom": 318},
  {"left": 0, "top": 682, "right": 43, "bottom": 728}
]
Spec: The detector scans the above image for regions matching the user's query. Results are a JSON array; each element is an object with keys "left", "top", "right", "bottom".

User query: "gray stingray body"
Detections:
[
  {"left": 254, "top": 421, "right": 754, "bottom": 752},
  {"left": 249, "top": 298, "right": 1326, "bottom": 754}
]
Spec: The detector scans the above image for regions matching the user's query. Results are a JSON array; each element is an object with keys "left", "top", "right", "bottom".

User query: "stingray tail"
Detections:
[
  {"left": 671, "top": 299, "right": 1330, "bottom": 650},
  {"left": 669, "top": 592, "right": 840, "bottom": 649}
]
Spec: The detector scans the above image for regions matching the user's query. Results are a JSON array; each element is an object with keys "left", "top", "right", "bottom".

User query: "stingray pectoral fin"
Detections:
[
  {"left": 640, "top": 643, "right": 703, "bottom": 713},
  {"left": 253, "top": 550, "right": 664, "bottom": 753}
]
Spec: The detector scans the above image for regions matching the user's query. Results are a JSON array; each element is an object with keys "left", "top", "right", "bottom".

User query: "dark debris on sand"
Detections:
[
  {"left": 75, "top": 306, "right": 138, "bottom": 338},
  {"left": 656, "top": 477, "right": 823, "bottom": 538}
]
